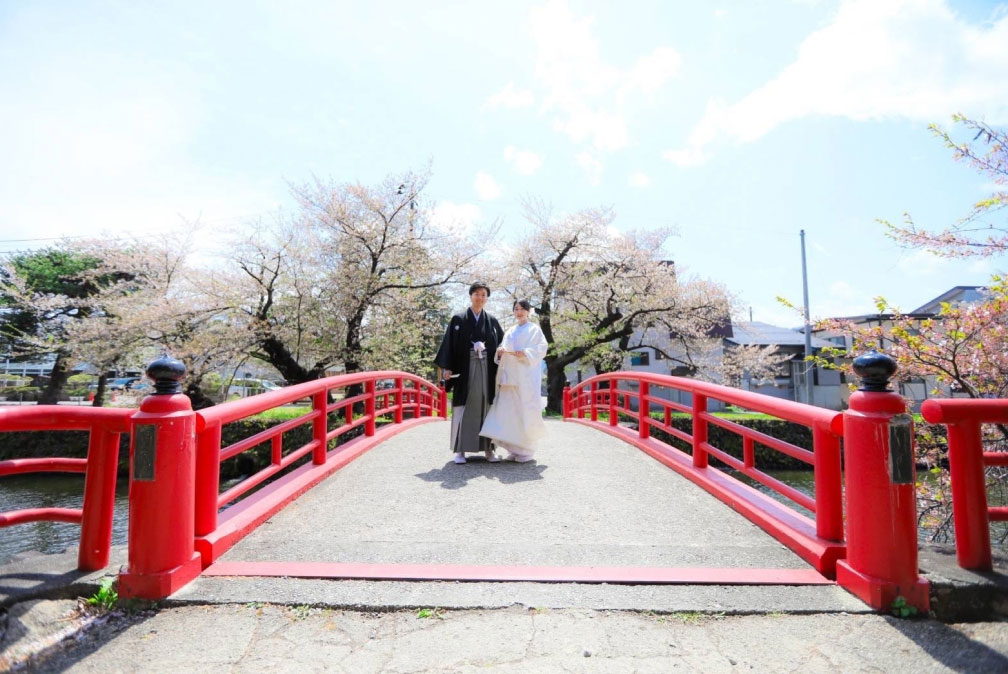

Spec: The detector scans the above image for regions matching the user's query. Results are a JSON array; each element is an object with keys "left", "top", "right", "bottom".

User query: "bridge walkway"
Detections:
[{"left": 178, "top": 420, "right": 867, "bottom": 613}]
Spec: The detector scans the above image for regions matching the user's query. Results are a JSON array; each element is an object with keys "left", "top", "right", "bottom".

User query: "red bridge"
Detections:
[{"left": 2, "top": 353, "right": 1005, "bottom": 616}]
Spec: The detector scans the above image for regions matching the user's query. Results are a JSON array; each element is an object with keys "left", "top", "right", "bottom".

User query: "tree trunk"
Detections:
[
  {"left": 184, "top": 381, "right": 217, "bottom": 410},
  {"left": 258, "top": 335, "right": 324, "bottom": 384},
  {"left": 39, "top": 351, "right": 71, "bottom": 405},
  {"left": 545, "top": 359, "right": 569, "bottom": 414},
  {"left": 90, "top": 373, "right": 108, "bottom": 407}
]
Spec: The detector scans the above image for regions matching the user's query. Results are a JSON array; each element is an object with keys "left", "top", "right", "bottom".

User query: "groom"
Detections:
[{"left": 434, "top": 282, "right": 505, "bottom": 464}]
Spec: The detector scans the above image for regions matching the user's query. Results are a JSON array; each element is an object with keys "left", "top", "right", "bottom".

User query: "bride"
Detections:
[{"left": 479, "top": 299, "right": 548, "bottom": 462}]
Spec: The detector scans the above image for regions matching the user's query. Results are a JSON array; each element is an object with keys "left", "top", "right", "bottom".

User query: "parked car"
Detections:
[
  {"left": 226, "top": 379, "right": 284, "bottom": 397},
  {"left": 107, "top": 377, "right": 142, "bottom": 391}
]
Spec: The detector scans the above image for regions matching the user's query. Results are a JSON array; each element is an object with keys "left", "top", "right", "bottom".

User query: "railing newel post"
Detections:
[
  {"left": 590, "top": 381, "right": 598, "bottom": 422},
  {"left": 562, "top": 386, "right": 571, "bottom": 419},
  {"left": 119, "top": 355, "right": 202, "bottom": 600},
  {"left": 836, "top": 351, "right": 929, "bottom": 613}
]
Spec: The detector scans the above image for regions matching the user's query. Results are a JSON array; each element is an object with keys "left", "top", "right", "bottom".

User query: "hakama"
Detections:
[{"left": 449, "top": 352, "right": 493, "bottom": 455}]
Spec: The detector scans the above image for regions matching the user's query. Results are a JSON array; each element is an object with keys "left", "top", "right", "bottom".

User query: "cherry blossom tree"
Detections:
[
  {"left": 884, "top": 114, "right": 1007, "bottom": 257},
  {"left": 820, "top": 115, "right": 1008, "bottom": 541},
  {"left": 218, "top": 170, "right": 494, "bottom": 386},
  {"left": 501, "top": 200, "right": 752, "bottom": 412}
]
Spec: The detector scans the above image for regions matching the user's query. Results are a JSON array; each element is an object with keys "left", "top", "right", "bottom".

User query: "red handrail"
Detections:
[
  {"left": 193, "top": 371, "right": 445, "bottom": 536},
  {"left": 565, "top": 372, "right": 844, "bottom": 543},
  {"left": 0, "top": 406, "right": 132, "bottom": 571},
  {"left": 921, "top": 398, "right": 1008, "bottom": 571}
]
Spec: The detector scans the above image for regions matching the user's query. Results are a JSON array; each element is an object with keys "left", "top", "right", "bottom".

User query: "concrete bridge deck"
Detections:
[
  {"left": 6, "top": 420, "right": 1008, "bottom": 671},
  {"left": 175, "top": 419, "right": 866, "bottom": 613}
]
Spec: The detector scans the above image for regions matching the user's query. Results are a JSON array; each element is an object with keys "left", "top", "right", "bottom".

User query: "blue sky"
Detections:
[{"left": 1, "top": 0, "right": 1006, "bottom": 326}]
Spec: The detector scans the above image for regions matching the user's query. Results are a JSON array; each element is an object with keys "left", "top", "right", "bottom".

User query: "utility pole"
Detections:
[{"left": 800, "top": 229, "right": 814, "bottom": 406}]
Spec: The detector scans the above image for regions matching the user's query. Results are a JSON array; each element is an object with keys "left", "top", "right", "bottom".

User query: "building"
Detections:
[
  {"left": 565, "top": 319, "right": 844, "bottom": 411},
  {"left": 811, "top": 285, "right": 989, "bottom": 410}
]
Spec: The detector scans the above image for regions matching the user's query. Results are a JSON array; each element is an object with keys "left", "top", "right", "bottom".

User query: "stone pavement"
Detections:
[{"left": 4, "top": 600, "right": 1008, "bottom": 673}]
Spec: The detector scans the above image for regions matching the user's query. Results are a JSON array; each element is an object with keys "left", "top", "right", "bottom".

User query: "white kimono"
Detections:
[{"left": 479, "top": 321, "right": 548, "bottom": 458}]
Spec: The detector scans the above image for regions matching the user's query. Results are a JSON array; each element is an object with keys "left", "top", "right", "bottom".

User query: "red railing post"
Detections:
[
  {"left": 639, "top": 381, "right": 650, "bottom": 439},
  {"left": 946, "top": 420, "right": 991, "bottom": 570},
  {"left": 414, "top": 381, "right": 422, "bottom": 419},
  {"left": 77, "top": 424, "right": 121, "bottom": 571},
  {"left": 394, "top": 376, "right": 404, "bottom": 424},
  {"left": 577, "top": 388, "right": 585, "bottom": 419},
  {"left": 836, "top": 351, "right": 928, "bottom": 613},
  {"left": 440, "top": 385, "right": 448, "bottom": 419},
  {"left": 609, "top": 379, "right": 618, "bottom": 427},
  {"left": 742, "top": 436, "right": 755, "bottom": 469},
  {"left": 562, "top": 386, "right": 570, "bottom": 418},
  {"left": 119, "top": 356, "right": 202, "bottom": 600},
  {"left": 812, "top": 425, "right": 844, "bottom": 542},
  {"left": 691, "top": 393, "right": 708, "bottom": 468},
  {"left": 590, "top": 381, "right": 598, "bottom": 422},
  {"left": 365, "top": 380, "right": 376, "bottom": 436},
  {"left": 312, "top": 390, "right": 328, "bottom": 464},
  {"left": 194, "top": 420, "right": 222, "bottom": 537}
]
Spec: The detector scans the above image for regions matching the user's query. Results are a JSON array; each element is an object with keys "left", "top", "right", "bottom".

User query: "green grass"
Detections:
[
  {"left": 248, "top": 406, "right": 313, "bottom": 422},
  {"left": 87, "top": 577, "right": 118, "bottom": 611}
]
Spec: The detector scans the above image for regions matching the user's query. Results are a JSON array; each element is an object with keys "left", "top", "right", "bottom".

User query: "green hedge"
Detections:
[
  {"left": 0, "top": 411, "right": 384, "bottom": 481},
  {"left": 647, "top": 414, "right": 815, "bottom": 471}
]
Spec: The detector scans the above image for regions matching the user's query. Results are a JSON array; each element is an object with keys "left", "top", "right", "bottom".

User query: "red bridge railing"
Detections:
[
  {"left": 921, "top": 398, "right": 1008, "bottom": 571},
  {"left": 194, "top": 371, "right": 446, "bottom": 538},
  {"left": 564, "top": 372, "right": 845, "bottom": 574},
  {"left": 0, "top": 406, "right": 132, "bottom": 571}
]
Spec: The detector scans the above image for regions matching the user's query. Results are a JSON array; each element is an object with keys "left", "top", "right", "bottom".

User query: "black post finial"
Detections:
[
  {"left": 852, "top": 350, "right": 897, "bottom": 392},
  {"left": 146, "top": 354, "right": 186, "bottom": 395}
]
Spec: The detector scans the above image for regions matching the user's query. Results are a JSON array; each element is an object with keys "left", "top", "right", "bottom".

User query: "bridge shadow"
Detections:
[
  {"left": 889, "top": 618, "right": 1008, "bottom": 672},
  {"left": 414, "top": 459, "right": 547, "bottom": 490}
]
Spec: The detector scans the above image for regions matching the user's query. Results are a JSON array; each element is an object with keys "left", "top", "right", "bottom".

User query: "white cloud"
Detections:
[
  {"left": 666, "top": 0, "right": 1008, "bottom": 164},
  {"left": 503, "top": 146, "right": 543, "bottom": 174},
  {"left": 626, "top": 47, "right": 683, "bottom": 94},
  {"left": 430, "top": 201, "right": 484, "bottom": 236},
  {"left": 526, "top": 0, "right": 681, "bottom": 153},
  {"left": 473, "top": 171, "right": 502, "bottom": 200},
  {"left": 485, "top": 82, "right": 535, "bottom": 109},
  {"left": 896, "top": 248, "right": 949, "bottom": 276},
  {"left": 576, "top": 151, "right": 603, "bottom": 185},
  {"left": 628, "top": 171, "right": 651, "bottom": 187},
  {"left": 968, "top": 258, "right": 994, "bottom": 275},
  {"left": 828, "top": 280, "right": 856, "bottom": 301}
]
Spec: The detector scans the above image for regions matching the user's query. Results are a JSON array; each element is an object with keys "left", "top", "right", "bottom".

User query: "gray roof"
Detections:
[
  {"left": 911, "top": 286, "right": 987, "bottom": 314},
  {"left": 726, "top": 321, "right": 834, "bottom": 348}
]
